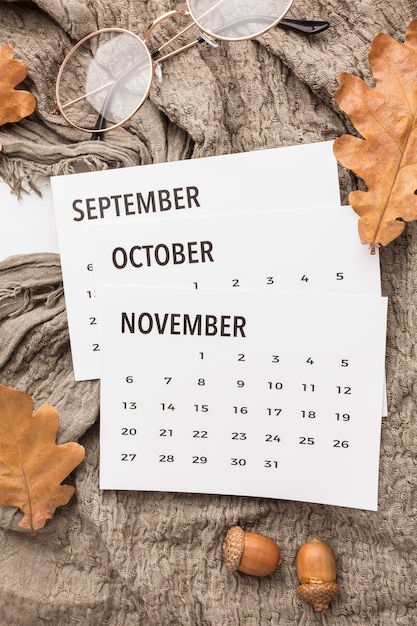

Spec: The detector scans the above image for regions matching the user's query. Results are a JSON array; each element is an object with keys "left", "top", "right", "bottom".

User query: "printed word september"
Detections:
[{"left": 72, "top": 185, "right": 200, "bottom": 221}]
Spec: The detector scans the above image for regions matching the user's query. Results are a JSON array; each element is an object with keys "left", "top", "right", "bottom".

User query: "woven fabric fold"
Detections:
[{"left": 0, "top": 253, "right": 99, "bottom": 445}]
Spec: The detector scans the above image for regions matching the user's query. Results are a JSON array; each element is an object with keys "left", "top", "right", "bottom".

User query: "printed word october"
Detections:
[{"left": 112, "top": 240, "right": 214, "bottom": 269}]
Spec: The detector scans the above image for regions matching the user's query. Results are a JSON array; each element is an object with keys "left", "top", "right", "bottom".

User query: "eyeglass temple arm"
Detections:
[
  {"left": 279, "top": 19, "right": 329, "bottom": 34},
  {"left": 90, "top": 57, "right": 148, "bottom": 141}
]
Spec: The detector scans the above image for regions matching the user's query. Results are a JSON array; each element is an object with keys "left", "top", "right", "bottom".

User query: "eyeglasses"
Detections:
[{"left": 54, "top": 1, "right": 329, "bottom": 139}]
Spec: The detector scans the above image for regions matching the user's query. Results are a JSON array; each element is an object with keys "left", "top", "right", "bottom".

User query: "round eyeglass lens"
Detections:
[
  {"left": 187, "top": 0, "right": 293, "bottom": 40},
  {"left": 56, "top": 29, "right": 153, "bottom": 133}
]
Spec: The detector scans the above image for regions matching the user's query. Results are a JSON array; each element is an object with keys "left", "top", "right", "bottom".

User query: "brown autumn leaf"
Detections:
[
  {"left": 333, "top": 20, "right": 417, "bottom": 253},
  {"left": 0, "top": 385, "right": 85, "bottom": 533},
  {"left": 0, "top": 44, "right": 36, "bottom": 126}
]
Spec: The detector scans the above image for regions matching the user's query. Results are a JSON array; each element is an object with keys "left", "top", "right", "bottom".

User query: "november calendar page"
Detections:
[{"left": 99, "top": 286, "right": 387, "bottom": 511}]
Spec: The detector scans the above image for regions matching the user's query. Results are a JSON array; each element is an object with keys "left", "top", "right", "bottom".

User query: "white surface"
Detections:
[{"left": 0, "top": 177, "right": 59, "bottom": 261}]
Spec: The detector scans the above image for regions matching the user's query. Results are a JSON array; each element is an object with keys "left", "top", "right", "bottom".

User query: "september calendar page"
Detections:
[
  {"left": 50, "top": 141, "right": 341, "bottom": 381},
  {"left": 99, "top": 286, "right": 388, "bottom": 511}
]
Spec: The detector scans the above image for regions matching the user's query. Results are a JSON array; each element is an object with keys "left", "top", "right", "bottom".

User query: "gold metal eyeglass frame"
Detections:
[{"left": 55, "top": 4, "right": 329, "bottom": 138}]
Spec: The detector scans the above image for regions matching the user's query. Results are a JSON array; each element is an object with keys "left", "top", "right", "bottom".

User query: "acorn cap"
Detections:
[
  {"left": 223, "top": 525, "right": 245, "bottom": 571},
  {"left": 298, "top": 581, "right": 340, "bottom": 612}
]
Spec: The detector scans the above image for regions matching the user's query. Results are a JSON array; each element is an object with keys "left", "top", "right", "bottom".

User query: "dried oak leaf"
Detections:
[
  {"left": 333, "top": 20, "right": 417, "bottom": 253},
  {"left": 0, "top": 385, "right": 85, "bottom": 534},
  {"left": 0, "top": 44, "right": 36, "bottom": 126}
]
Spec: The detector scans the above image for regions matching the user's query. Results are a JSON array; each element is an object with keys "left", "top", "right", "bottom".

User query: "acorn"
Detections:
[
  {"left": 222, "top": 525, "right": 282, "bottom": 576},
  {"left": 296, "top": 538, "right": 339, "bottom": 612}
]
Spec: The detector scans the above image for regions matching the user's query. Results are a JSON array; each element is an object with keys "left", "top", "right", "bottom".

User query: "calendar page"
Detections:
[
  {"left": 91, "top": 205, "right": 381, "bottom": 296},
  {"left": 99, "top": 286, "right": 388, "bottom": 510},
  {"left": 50, "top": 141, "right": 341, "bottom": 380}
]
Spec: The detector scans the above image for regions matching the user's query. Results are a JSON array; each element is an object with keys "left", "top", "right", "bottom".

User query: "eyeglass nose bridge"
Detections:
[
  {"left": 145, "top": 9, "right": 191, "bottom": 44},
  {"left": 144, "top": 8, "right": 214, "bottom": 64}
]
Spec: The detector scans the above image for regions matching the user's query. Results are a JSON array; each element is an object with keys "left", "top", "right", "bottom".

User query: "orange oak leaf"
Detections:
[
  {"left": 0, "top": 44, "right": 36, "bottom": 126},
  {"left": 0, "top": 385, "right": 85, "bottom": 533},
  {"left": 333, "top": 20, "right": 417, "bottom": 253}
]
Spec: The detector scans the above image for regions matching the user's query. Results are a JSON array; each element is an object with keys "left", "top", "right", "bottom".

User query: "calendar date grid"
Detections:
[{"left": 102, "top": 346, "right": 364, "bottom": 472}]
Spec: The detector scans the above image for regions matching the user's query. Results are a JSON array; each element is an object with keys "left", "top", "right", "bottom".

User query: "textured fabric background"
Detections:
[{"left": 0, "top": 0, "right": 417, "bottom": 624}]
